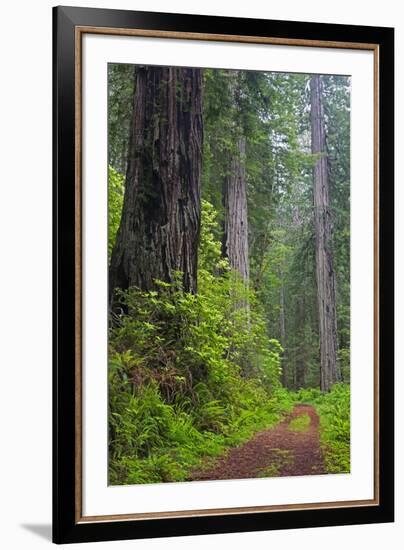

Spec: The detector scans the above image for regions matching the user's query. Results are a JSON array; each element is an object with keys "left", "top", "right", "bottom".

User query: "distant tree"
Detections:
[
  {"left": 222, "top": 134, "right": 249, "bottom": 283},
  {"left": 108, "top": 64, "right": 135, "bottom": 174},
  {"left": 310, "top": 74, "right": 341, "bottom": 391}
]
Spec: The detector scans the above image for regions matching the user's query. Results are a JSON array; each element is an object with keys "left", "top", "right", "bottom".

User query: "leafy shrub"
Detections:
[
  {"left": 338, "top": 348, "right": 350, "bottom": 383},
  {"left": 295, "top": 384, "right": 350, "bottom": 473},
  {"left": 295, "top": 387, "right": 322, "bottom": 403},
  {"left": 108, "top": 166, "right": 124, "bottom": 259}
]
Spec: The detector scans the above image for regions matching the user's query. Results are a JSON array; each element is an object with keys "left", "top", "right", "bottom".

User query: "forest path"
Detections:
[{"left": 189, "top": 404, "right": 326, "bottom": 481}]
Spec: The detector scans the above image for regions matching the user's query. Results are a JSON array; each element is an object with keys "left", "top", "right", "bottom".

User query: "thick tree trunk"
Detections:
[
  {"left": 310, "top": 75, "right": 341, "bottom": 391},
  {"left": 222, "top": 136, "right": 249, "bottom": 283},
  {"left": 109, "top": 66, "right": 203, "bottom": 299}
]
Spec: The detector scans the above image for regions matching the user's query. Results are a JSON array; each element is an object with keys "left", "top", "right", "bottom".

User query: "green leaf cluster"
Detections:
[{"left": 108, "top": 166, "right": 124, "bottom": 259}]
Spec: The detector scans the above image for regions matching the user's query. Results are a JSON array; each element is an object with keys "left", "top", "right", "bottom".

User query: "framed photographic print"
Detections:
[{"left": 53, "top": 5, "right": 394, "bottom": 544}]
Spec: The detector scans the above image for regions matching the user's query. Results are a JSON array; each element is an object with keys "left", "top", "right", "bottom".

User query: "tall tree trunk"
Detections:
[
  {"left": 295, "top": 359, "right": 305, "bottom": 389},
  {"left": 294, "top": 296, "right": 306, "bottom": 389},
  {"left": 222, "top": 135, "right": 249, "bottom": 283},
  {"left": 279, "top": 283, "right": 287, "bottom": 386},
  {"left": 310, "top": 74, "right": 341, "bottom": 391},
  {"left": 109, "top": 66, "right": 203, "bottom": 300}
]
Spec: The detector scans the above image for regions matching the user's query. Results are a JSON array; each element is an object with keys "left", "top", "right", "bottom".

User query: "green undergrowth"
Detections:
[
  {"left": 295, "top": 384, "right": 350, "bottom": 473},
  {"left": 108, "top": 166, "right": 124, "bottom": 260},
  {"left": 108, "top": 199, "right": 349, "bottom": 483},
  {"left": 108, "top": 201, "right": 294, "bottom": 485},
  {"left": 109, "top": 380, "right": 293, "bottom": 484},
  {"left": 288, "top": 413, "right": 311, "bottom": 433}
]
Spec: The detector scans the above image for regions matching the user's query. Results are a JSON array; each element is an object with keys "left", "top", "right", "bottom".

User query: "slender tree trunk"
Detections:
[
  {"left": 279, "top": 283, "right": 287, "bottom": 386},
  {"left": 222, "top": 135, "right": 249, "bottom": 283},
  {"left": 295, "top": 359, "right": 305, "bottom": 389},
  {"left": 310, "top": 75, "right": 341, "bottom": 391},
  {"left": 109, "top": 66, "right": 203, "bottom": 300},
  {"left": 294, "top": 296, "right": 306, "bottom": 389}
]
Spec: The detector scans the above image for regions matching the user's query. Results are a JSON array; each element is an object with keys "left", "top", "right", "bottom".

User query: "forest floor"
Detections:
[{"left": 189, "top": 404, "right": 327, "bottom": 481}]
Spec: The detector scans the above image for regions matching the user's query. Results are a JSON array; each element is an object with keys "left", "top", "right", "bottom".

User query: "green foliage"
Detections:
[
  {"left": 108, "top": 64, "right": 134, "bottom": 173},
  {"left": 108, "top": 166, "right": 124, "bottom": 259},
  {"left": 198, "top": 199, "right": 228, "bottom": 273},
  {"left": 288, "top": 413, "right": 311, "bottom": 432},
  {"left": 338, "top": 348, "right": 350, "bottom": 383},
  {"left": 295, "top": 384, "right": 350, "bottom": 473},
  {"left": 295, "top": 387, "right": 322, "bottom": 403},
  {"left": 109, "top": 201, "right": 289, "bottom": 484}
]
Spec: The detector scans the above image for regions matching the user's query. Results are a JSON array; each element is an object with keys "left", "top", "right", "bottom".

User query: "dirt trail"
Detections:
[{"left": 189, "top": 404, "right": 326, "bottom": 481}]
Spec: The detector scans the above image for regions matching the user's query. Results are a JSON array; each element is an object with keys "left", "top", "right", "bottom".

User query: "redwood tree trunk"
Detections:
[
  {"left": 222, "top": 135, "right": 249, "bottom": 283},
  {"left": 310, "top": 75, "right": 341, "bottom": 391},
  {"left": 109, "top": 66, "right": 203, "bottom": 299}
]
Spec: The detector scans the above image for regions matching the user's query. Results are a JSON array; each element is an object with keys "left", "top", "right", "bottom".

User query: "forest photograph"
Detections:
[{"left": 107, "top": 63, "right": 351, "bottom": 486}]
